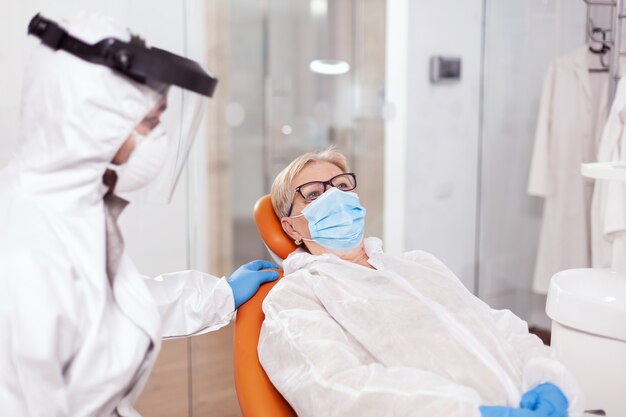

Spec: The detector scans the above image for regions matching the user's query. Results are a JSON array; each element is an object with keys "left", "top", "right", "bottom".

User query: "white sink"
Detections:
[
  {"left": 546, "top": 268, "right": 626, "bottom": 416},
  {"left": 546, "top": 268, "right": 626, "bottom": 342}
]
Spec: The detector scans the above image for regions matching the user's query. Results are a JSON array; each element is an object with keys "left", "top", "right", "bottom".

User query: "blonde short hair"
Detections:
[{"left": 271, "top": 148, "right": 349, "bottom": 218}]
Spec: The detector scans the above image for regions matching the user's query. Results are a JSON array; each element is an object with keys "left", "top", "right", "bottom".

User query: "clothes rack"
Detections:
[
  {"left": 581, "top": 1, "right": 626, "bottom": 181},
  {"left": 584, "top": 0, "right": 625, "bottom": 104}
]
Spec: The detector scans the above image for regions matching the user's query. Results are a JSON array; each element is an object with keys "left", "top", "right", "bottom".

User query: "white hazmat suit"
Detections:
[
  {"left": 0, "top": 13, "right": 234, "bottom": 417},
  {"left": 258, "top": 238, "right": 583, "bottom": 417}
]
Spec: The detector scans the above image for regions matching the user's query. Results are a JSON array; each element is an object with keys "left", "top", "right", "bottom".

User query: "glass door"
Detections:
[{"left": 478, "top": 0, "right": 586, "bottom": 327}]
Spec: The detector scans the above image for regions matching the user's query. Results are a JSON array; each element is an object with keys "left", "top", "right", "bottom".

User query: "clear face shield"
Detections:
[
  {"left": 118, "top": 87, "right": 210, "bottom": 204},
  {"left": 28, "top": 13, "right": 218, "bottom": 204}
]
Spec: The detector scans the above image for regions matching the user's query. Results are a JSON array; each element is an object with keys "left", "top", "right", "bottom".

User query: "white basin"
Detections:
[
  {"left": 546, "top": 268, "right": 626, "bottom": 416},
  {"left": 547, "top": 268, "right": 626, "bottom": 341}
]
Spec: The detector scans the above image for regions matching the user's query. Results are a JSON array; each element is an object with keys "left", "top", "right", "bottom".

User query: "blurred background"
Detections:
[{"left": 0, "top": 0, "right": 595, "bottom": 415}]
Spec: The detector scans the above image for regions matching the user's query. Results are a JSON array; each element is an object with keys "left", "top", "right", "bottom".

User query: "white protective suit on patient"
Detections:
[
  {"left": 258, "top": 238, "right": 583, "bottom": 417},
  {"left": 0, "top": 13, "right": 234, "bottom": 417}
]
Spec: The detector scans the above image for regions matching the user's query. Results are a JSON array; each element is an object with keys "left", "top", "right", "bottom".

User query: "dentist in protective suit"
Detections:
[{"left": 0, "top": 12, "right": 278, "bottom": 417}]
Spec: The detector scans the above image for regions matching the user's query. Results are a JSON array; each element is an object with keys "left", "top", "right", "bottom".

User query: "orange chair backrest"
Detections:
[
  {"left": 252, "top": 194, "right": 298, "bottom": 259},
  {"left": 233, "top": 195, "right": 297, "bottom": 417}
]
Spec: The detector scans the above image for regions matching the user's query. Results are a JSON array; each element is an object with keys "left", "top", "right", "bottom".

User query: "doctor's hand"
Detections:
[
  {"left": 227, "top": 260, "right": 280, "bottom": 309},
  {"left": 520, "top": 383, "right": 569, "bottom": 417}
]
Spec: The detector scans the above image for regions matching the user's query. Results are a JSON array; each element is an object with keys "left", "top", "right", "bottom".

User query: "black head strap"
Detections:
[{"left": 28, "top": 13, "right": 218, "bottom": 97}]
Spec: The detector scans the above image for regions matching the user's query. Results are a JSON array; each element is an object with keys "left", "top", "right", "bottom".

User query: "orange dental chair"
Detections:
[{"left": 233, "top": 195, "right": 298, "bottom": 417}]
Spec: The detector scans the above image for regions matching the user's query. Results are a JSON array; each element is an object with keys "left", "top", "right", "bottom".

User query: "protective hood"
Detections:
[{"left": 13, "top": 11, "right": 161, "bottom": 212}]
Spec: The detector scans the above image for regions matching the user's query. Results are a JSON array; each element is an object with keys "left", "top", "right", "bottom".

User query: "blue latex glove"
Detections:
[
  {"left": 520, "top": 383, "right": 569, "bottom": 417},
  {"left": 479, "top": 406, "right": 543, "bottom": 417},
  {"left": 227, "top": 260, "right": 280, "bottom": 309}
]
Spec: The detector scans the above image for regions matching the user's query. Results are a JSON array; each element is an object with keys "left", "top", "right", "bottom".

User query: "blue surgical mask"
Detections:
[{"left": 291, "top": 187, "right": 366, "bottom": 251}]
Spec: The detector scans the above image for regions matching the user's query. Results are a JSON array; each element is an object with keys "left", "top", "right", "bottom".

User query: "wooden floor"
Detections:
[{"left": 135, "top": 322, "right": 242, "bottom": 417}]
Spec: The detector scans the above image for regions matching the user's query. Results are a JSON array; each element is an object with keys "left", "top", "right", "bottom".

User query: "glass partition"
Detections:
[
  {"left": 194, "top": 0, "right": 386, "bottom": 415},
  {"left": 229, "top": 0, "right": 386, "bottom": 268},
  {"left": 478, "top": 1, "right": 586, "bottom": 326}
]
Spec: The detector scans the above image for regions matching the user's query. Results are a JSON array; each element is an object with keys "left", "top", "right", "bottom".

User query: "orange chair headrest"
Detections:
[{"left": 253, "top": 195, "right": 298, "bottom": 260}]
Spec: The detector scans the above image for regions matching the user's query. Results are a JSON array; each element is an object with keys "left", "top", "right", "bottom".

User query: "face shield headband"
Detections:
[{"left": 28, "top": 13, "right": 218, "bottom": 98}]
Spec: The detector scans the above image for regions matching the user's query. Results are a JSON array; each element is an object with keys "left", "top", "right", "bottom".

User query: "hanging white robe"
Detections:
[
  {"left": 591, "top": 77, "right": 626, "bottom": 270},
  {"left": 528, "top": 46, "right": 608, "bottom": 294}
]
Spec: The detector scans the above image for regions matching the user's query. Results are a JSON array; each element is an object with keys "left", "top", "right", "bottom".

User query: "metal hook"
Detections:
[{"left": 588, "top": 17, "right": 614, "bottom": 47}]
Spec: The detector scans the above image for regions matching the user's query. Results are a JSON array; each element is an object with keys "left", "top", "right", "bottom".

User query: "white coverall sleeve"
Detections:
[
  {"left": 527, "top": 62, "right": 555, "bottom": 197},
  {"left": 488, "top": 308, "right": 583, "bottom": 415},
  {"left": 258, "top": 272, "right": 483, "bottom": 417},
  {"left": 400, "top": 250, "right": 583, "bottom": 416},
  {"left": 143, "top": 270, "right": 235, "bottom": 338},
  {"left": 1, "top": 252, "right": 76, "bottom": 417}
]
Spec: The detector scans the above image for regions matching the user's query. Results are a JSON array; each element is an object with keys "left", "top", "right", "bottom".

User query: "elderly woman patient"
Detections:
[{"left": 258, "top": 149, "right": 582, "bottom": 417}]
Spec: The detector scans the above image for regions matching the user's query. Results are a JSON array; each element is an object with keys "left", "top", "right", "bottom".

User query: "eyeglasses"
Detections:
[{"left": 287, "top": 172, "right": 357, "bottom": 216}]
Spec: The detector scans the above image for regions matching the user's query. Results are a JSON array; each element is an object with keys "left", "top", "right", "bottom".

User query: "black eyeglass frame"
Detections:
[{"left": 286, "top": 172, "right": 357, "bottom": 217}]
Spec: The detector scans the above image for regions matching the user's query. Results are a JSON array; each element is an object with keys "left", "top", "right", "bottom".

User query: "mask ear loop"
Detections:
[
  {"left": 290, "top": 188, "right": 345, "bottom": 246},
  {"left": 289, "top": 189, "right": 336, "bottom": 245},
  {"left": 294, "top": 237, "right": 316, "bottom": 245},
  {"left": 288, "top": 213, "right": 314, "bottom": 245},
  {"left": 104, "top": 129, "right": 146, "bottom": 191},
  {"left": 130, "top": 129, "right": 149, "bottom": 146},
  {"left": 108, "top": 126, "right": 143, "bottom": 171}
]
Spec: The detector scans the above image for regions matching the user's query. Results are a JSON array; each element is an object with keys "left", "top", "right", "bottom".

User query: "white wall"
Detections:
[
  {"left": 386, "top": 0, "right": 484, "bottom": 290},
  {"left": 0, "top": 1, "right": 211, "bottom": 277},
  {"left": 385, "top": 0, "right": 586, "bottom": 325},
  {"left": 383, "top": 0, "right": 408, "bottom": 256}
]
